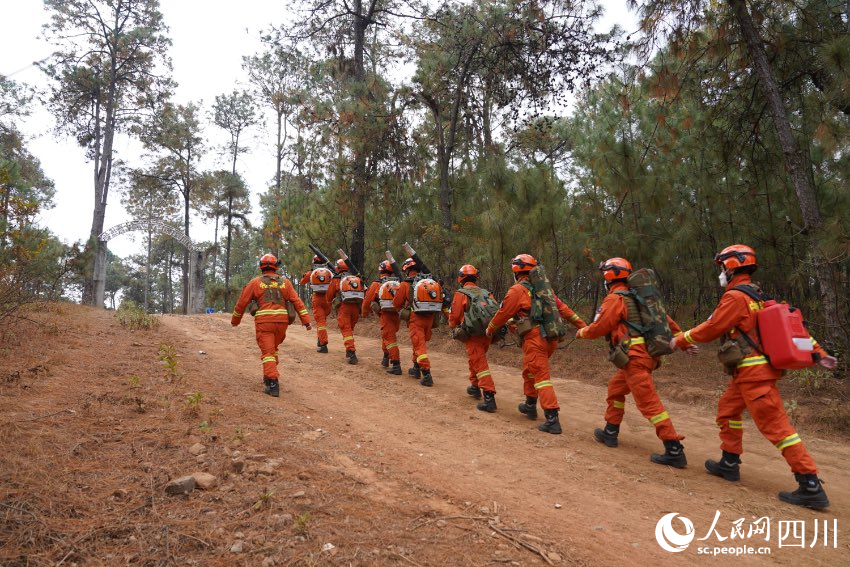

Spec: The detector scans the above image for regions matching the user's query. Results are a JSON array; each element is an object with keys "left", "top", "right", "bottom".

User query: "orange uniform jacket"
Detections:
[
  {"left": 672, "top": 274, "right": 829, "bottom": 379},
  {"left": 487, "top": 283, "right": 587, "bottom": 333},
  {"left": 362, "top": 280, "right": 381, "bottom": 317},
  {"left": 231, "top": 274, "right": 310, "bottom": 327},
  {"left": 577, "top": 281, "right": 682, "bottom": 361}
]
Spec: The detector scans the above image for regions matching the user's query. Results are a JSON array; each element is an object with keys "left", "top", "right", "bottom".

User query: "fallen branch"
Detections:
[
  {"left": 392, "top": 552, "right": 424, "bottom": 567},
  {"left": 490, "top": 525, "right": 554, "bottom": 566},
  {"left": 10, "top": 409, "right": 76, "bottom": 423}
]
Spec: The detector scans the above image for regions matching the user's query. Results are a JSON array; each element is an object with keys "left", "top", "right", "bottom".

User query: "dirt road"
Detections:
[{"left": 1, "top": 306, "right": 848, "bottom": 566}]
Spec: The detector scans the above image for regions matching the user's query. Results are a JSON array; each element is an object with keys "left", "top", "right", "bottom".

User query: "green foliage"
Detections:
[
  {"left": 293, "top": 511, "right": 311, "bottom": 535},
  {"left": 116, "top": 300, "right": 159, "bottom": 330},
  {"left": 158, "top": 342, "right": 179, "bottom": 379}
]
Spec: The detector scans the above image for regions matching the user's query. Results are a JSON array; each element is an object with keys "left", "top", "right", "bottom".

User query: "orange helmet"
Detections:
[
  {"left": 715, "top": 244, "right": 756, "bottom": 272},
  {"left": 378, "top": 260, "right": 393, "bottom": 276},
  {"left": 335, "top": 259, "right": 349, "bottom": 272},
  {"left": 259, "top": 253, "right": 280, "bottom": 272},
  {"left": 457, "top": 264, "right": 479, "bottom": 283},
  {"left": 402, "top": 258, "right": 418, "bottom": 273},
  {"left": 511, "top": 254, "right": 538, "bottom": 274},
  {"left": 599, "top": 257, "right": 632, "bottom": 282}
]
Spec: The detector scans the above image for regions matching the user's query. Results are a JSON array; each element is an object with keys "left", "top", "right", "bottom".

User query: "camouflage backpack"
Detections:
[
  {"left": 457, "top": 287, "right": 499, "bottom": 337},
  {"left": 613, "top": 268, "right": 673, "bottom": 357},
  {"left": 520, "top": 265, "right": 567, "bottom": 340}
]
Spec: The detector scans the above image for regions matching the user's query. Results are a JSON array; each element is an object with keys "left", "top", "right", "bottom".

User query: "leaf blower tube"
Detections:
[
  {"left": 308, "top": 243, "right": 338, "bottom": 275},
  {"left": 402, "top": 242, "right": 432, "bottom": 275}
]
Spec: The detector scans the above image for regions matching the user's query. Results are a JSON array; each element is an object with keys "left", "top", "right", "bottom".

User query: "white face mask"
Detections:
[{"left": 718, "top": 271, "right": 729, "bottom": 288}]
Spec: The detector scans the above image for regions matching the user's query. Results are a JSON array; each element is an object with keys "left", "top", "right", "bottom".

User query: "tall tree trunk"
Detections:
[
  {"left": 224, "top": 193, "right": 234, "bottom": 311},
  {"left": 145, "top": 222, "right": 152, "bottom": 312},
  {"left": 730, "top": 0, "right": 847, "bottom": 350},
  {"left": 181, "top": 146, "right": 193, "bottom": 315},
  {"left": 88, "top": 72, "right": 117, "bottom": 306},
  {"left": 274, "top": 108, "right": 283, "bottom": 256},
  {"left": 349, "top": 5, "right": 370, "bottom": 272}
]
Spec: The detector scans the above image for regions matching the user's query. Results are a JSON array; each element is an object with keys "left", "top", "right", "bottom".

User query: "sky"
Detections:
[{"left": 1, "top": 0, "right": 637, "bottom": 259}]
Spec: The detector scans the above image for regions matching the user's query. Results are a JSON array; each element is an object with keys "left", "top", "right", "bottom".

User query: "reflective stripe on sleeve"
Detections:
[{"left": 728, "top": 420, "right": 743, "bottom": 430}]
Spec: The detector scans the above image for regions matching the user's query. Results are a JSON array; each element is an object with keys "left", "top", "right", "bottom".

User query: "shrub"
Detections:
[{"left": 116, "top": 300, "right": 158, "bottom": 330}]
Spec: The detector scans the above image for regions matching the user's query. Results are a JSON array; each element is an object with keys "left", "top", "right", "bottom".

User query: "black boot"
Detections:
[
  {"left": 477, "top": 391, "right": 497, "bottom": 413},
  {"left": 386, "top": 360, "right": 402, "bottom": 375},
  {"left": 778, "top": 474, "right": 830, "bottom": 509},
  {"left": 651, "top": 440, "right": 687, "bottom": 468},
  {"left": 594, "top": 423, "right": 620, "bottom": 448},
  {"left": 517, "top": 396, "right": 538, "bottom": 420},
  {"left": 705, "top": 451, "right": 741, "bottom": 481},
  {"left": 538, "top": 409, "right": 562, "bottom": 434},
  {"left": 317, "top": 344, "right": 328, "bottom": 353},
  {"left": 381, "top": 352, "right": 389, "bottom": 368},
  {"left": 466, "top": 384, "right": 482, "bottom": 399},
  {"left": 408, "top": 362, "right": 421, "bottom": 378},
  {"left": 420, "top": 370, "right": 433, "bottom": 387},
  {"left": 346, "top": 350, "right": 358, "bottom": 364},
  {"left": 263, "top": 378, "right": 279, "bottom": 398}
]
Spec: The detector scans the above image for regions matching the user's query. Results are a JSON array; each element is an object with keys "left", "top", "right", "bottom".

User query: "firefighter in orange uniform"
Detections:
[
  {"left": 576, "top": 257, "right": 691, "bottom": 467},
  {"left": 485, "top": 254, "right": 587, "bottom": 434},
  {"left": 326, "top": 259, "right": 363, "bottom": 364},
  {"left": 393, "top": 258, "right": 435, "bottom": 387},
  {"left": 299, "top": 255, "right": 333, "bottom": 353},
  {"left": 670, "top": 245, "right": 836, "bottom": 508},
  {"left": 449, "top": 264, "right": 498, "bottom": 412},
  {"left": 232, "top": 254, "right": 312, "bottom": 397},
  {"left": 362, "top": 260, "right": 402, "bottom": 374}
]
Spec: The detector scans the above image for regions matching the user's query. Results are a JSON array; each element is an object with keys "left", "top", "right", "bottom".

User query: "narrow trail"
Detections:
[
  {"left": 163, "top": 313, "right": 850, "bottom": 566},
  {"left": 2, "top": 306, "right": 847, "bottom": 565}
]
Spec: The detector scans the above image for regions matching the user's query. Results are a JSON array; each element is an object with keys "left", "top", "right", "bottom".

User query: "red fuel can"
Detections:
[{"left": 756, "top": 300, "right": 815, "bottom": 370}]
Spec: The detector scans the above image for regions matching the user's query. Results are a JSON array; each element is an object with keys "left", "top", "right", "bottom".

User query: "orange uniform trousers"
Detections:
[
  {"left": 604, "top": 355, "right": 682, "bottom": 441},
  {"left": 717, "top": 377, "right": 817, "bottom": 474},
  {"left": 380, "top": 311, "right": 401, "bottom": 361},
  {"left": 312, "top": 292, "right": 331, "bottom": 346},
  {"left": 521, "top": 328, "right": 559, "bottom": 410},
  {"left": 408, "top": 312, "right": 434, "bottom": 371},
  {"left": 336, "top": 302, "right": 360, "bottom": 352},
  {"left": 466, "top": 335, "right": 495, "bottom": 393},
  {"left": 256, "top": 321, "right": 288, "bottom": 380}
]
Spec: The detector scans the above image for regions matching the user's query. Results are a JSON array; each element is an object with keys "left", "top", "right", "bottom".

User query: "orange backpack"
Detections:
[
  {"left": 340, "top": 274, "right": 365, "bottom": 303},
  {"left": 310, "top": 267, "right": 333, "bottom": 292},
  {"left": 378, "top": 279, "right": 400, "bottom": 311},
  {"left": 410, "top": 274, "right": 443, "bottom": 313}
]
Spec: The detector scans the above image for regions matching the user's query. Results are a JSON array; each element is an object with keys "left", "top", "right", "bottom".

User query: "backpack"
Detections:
[
  {"left": 613, "top": 268, "right": 673, "bottom": 357},
  {"left": 457, "top": 287, "right": 499, "bottom": 337},
  {"left": 340, "top": 274, "right": 365, "bottom": 304},
  {"left": 251, "top": 275, "right": 296, "bottom": 320},
  {"left": 410, "top": 274, "right": 443, "bottom": 313},
  {"left": 310, "top": 267, "right": 333, "bottom": 292},
  {"left": 378, "top": 278, "right": 400, "bottom": 312},
  {"left": 520, "top": 264, "right": 567, "bottom": 340},
  {"left": 729, "top": 285, "right": 816, "bottom": 370}
]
